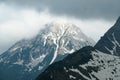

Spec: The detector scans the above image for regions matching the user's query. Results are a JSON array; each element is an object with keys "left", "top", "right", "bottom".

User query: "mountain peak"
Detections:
[
  {"left": 44, "top": 21, "right": 82, "bottom": 33},
  {"left": 0, "top": 22, "right": 95, "bottom": 80}
]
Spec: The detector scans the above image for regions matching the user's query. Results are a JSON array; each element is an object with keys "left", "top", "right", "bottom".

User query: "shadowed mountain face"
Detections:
[
  {"left": 0, "top": 22, "right": 94, "bottom": 80},
  {"left": 36, "top": 46, "right": 120, "bottom": 80},
  {"left": 95, "top": 17, "right": 120, "bottom": 56}
]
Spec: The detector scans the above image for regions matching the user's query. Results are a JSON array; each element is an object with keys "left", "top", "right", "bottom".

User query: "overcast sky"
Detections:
[{"left": 0, "top": 0, "right": 119, "bottom": 54}]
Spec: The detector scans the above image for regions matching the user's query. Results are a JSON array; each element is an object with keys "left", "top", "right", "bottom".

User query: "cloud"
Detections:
[
  {"left": 1, "top": 0, "right": 120, "bottom": 20},
  {"left": 0, "top": 3, "right": 51, "bottom": 54},
  {"left": 74, "top": 19, "right": 115, "bottom": 41},
  {"left": 0, "top": 3, "right": 114, "bottom": 54}
]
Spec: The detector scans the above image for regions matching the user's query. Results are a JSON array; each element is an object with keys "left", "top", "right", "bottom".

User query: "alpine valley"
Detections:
[
  {"left": 0, "top": 22, "right": 94, "bottom": 80},
  {"left": 36, "top": 17, "right": 120, "bottom": 80}
]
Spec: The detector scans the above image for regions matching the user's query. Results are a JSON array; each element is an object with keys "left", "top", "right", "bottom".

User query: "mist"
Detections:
[{"left": 0, "top": 3, "right": 114, "bottom": 54}]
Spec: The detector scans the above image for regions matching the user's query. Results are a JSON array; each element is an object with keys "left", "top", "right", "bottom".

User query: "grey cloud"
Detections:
[{"left": 1, "top": 0, "right": 120, "bottom": 20}]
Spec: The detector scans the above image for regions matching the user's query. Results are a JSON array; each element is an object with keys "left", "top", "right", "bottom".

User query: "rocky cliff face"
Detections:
[
  {"left": 95, "top": 17, "right": 120, "bottom": 56},
  {"left": 0, "top": 22, "right": 94, "bottom": 80}
]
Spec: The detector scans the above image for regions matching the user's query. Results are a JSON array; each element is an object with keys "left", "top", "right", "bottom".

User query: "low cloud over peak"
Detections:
[
  {"left": 1, "top": 0, "right": 120, "bottom": 20},
  {"left": 0, "top": 2, "right": 115, "bottom": 55}
]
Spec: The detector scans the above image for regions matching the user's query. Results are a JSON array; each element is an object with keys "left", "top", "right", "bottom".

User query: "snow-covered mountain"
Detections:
[
  {"left": 0, "top": 22, "right": 94, "bottom": 80},
  {"left": 36, "top": 46, "right": 120, "bottom": 80},
  {"left": 95, "top": 17, "right": 120, "bottom": 56},
  {"left": 36, "top": 17, "right": 120, "bottom": 80}
]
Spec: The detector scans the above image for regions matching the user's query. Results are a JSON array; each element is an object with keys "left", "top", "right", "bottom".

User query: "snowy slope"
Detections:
[
  {"left": 36, "top": 46, "right": 120, "bottom": 80},
  {"left": 81, "top": 51, "right": 120, "bottom": 80},
  {"left": 0, "top": 22, "right": 94, "bottom": 80}
]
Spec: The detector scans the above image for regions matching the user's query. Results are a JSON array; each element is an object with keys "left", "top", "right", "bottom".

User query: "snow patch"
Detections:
[
  {"left": 27, "top": 54, "right": 46, "bottom": 68},
  {"left": 69, "top": 75, "right": 76, "bottom": 79},
  {"left": 69, "top": 68, "right": 90, "bottom": 80},
  {"left": 13, "top": 60, "right": 24, "bottom": 65}
]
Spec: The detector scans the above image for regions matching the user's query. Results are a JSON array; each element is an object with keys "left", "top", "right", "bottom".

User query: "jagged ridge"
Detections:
[{"left": 95, "top": 17, "right": 120, "bottom": 56}]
